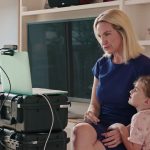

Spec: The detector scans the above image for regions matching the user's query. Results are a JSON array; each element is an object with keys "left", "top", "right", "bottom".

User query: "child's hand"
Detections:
[
  {"left": 108, "top": 123, "right": 129, "bottom": 140},
  {"left": 101, "top": 123, "right": 125, "bottom": 148},
  {"left": 101, "top": 128, "right": 121, "bottom": 148},
  {"left": 108, "top": 123, "right": 125, "bottom": 130}
]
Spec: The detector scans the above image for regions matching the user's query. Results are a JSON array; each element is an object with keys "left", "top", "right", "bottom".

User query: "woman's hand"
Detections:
[
  {"left": 101, "top": 124, "right": 122, "bottom": 148},
  {"left": 84, "top": 110, "right": 100, "bottom": 124}
]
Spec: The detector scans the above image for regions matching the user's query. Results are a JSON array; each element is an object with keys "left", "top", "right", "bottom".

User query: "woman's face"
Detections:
[{"left": 96, "top": 21, "right": 123, "bottom": 55}]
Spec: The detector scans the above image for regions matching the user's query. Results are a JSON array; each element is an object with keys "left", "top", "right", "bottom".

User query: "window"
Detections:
[{"left": 27, "top": 18, "right": 103, "bottom": 102}]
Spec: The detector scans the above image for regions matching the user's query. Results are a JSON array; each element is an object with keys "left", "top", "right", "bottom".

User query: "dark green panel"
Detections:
[
  {"left": 71, "top": 18, "right": 103, "bottom": 99},
  {"left": 28, "top": 21, "right": 68, "bottom": 90},
  {"left": 27, "top": 18, "right": 104, "bottom": 102}
]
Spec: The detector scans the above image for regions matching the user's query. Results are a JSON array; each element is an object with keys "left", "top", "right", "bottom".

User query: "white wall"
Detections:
[{"left": 0, "top": 0, "right": 18, "bottom": 48}]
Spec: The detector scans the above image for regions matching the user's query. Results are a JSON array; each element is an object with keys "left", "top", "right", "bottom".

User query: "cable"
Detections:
[
  {"left": 0, "top": 66, "right": 11, "bottom": 148},
  {"left": 0, "top": 62, "right": 54, "bottom": 149},
  {"left": 0, "top": 128, "right": 5, "bottom": 148},
  {"left": 0, "top": 141, "right": 6, "bottom": 148},
  {"left": 0, "top": 67, "right": 54, "bottom": 149},
  {"left": 0, "top": 66, "right": 11, "bottom": 113},
  {"left": 39, "top": 94, "right": 54, "bottom": 150},
  {"left": 0, "top": 92, "right": 54, "bottom": 149}
]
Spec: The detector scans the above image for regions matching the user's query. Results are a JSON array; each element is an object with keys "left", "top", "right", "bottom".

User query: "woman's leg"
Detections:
[{"left": 72, "top": 122, "right": 105, "bottom": 150}]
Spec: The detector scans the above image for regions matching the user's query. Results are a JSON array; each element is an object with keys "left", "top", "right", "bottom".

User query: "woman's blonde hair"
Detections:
[{"left": 93, "top": 9, "right": 143, "bottom": 63}]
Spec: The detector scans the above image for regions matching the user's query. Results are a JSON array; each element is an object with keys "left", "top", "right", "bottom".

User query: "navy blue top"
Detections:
[{"left": 92, "top": 54, "right": 150, "bottom": 126}]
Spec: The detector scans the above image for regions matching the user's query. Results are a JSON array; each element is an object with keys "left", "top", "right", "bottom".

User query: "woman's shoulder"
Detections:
[
  {"left": 132, "top": 54, "right": 150, "bottom": 64},
  {"left": 92, "top": 56, "right": 110, "bottom": 78},
  {"left": 131, "top": 54, "right": 150, "bottom": 75},
  {"left": 96, "top": 55, "right": 110, "bottom": 65}
]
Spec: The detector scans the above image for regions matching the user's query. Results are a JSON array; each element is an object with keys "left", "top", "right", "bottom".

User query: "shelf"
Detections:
[
  {"left": 19, "top": 0, "right": 150, "bottom": 56},
  {"left": 139, "top": 40, "right": 150, "bottom": 46},
  {"left": 125, "top": 0, "right": 150, "bottom": 5},
  {"left": 21, "top": 1, "right": 119, "bottom": 16}
]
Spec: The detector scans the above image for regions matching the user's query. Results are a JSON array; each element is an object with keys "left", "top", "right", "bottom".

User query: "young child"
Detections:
[{"left": 109, "top": 75, "right": 150, "bottom": 150}]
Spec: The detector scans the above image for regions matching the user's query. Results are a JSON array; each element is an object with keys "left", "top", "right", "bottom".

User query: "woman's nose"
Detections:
[{"left": 101, "top": 37, "right": 107, "bottom": 45}]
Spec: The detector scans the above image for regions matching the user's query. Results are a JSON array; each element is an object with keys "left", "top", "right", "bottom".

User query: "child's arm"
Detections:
[
  {"left": 109, "top": 123, "right": 142, "bottom": 150},
  {"left": 118, "top": 124, "right": 142, "bottom": 150}
]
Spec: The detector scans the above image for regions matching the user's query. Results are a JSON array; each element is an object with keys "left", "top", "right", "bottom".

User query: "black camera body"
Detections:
[
  {"left": 48, "top": 0, "right": 79, "bottom": 7},
  {"left": 48, "top": 0, "right": 93, "bottom": 7}
]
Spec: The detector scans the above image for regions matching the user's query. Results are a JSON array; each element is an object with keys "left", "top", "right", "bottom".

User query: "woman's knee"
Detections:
[
  {"left": 72, "top": 123, "right": 101, "bottom": 150},
  {"left": 73, "top": 122, "right": 96, "bottom": 138}
]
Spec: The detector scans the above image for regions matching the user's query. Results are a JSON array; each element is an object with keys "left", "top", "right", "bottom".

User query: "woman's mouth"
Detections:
[{"left": 103, "top": 45, "right": 109, "bottom": 49}]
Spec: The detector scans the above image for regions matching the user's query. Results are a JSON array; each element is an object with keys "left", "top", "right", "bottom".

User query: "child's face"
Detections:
[{"left": 128, "top": 81, "right": 148, "bottom": 109}]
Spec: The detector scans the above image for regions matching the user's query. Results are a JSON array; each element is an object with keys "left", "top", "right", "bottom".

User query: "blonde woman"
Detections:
[{"left": 73, "top": 9, "right": 150, "bottom": 150}]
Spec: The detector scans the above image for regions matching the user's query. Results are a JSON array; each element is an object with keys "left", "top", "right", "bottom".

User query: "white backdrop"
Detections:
[{"left": 0, "top": 0, "right": 18, "bottom": 48}]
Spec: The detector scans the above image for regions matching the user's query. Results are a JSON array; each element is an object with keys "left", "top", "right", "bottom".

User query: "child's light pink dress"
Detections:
[{"left": 128, "top": 110, "right": 150, "bottom": 150}]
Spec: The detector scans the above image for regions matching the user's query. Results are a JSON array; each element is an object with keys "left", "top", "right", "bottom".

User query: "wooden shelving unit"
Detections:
[{"left": 19, "top": 0, "right": 150, "bottom": 55}]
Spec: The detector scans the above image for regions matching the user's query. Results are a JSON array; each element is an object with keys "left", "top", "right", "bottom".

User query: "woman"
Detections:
[{"left": 72, "top": 9, "right": 150, "bottom": 150}]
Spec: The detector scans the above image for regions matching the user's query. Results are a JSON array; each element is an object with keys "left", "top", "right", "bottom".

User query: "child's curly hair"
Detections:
[{"left": 135, "top": 75, "right": 150, "bottom": 98}]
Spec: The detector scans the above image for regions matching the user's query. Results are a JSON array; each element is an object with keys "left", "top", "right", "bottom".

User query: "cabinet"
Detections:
[{"left": 19, "top": 0, "right": 150, "bottom": 57}]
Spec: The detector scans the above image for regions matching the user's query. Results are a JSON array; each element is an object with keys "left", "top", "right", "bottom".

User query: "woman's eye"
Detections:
[
  {"left": 97, "top": 34, "right": 101, "bottom": 38},
  {"left": 105, "top": 32, "right": 111, "bottom": 36}
]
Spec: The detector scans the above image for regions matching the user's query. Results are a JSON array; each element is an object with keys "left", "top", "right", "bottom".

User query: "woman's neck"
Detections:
[{"left": 112, "top": 53, "right": 123, "bottom": 64}]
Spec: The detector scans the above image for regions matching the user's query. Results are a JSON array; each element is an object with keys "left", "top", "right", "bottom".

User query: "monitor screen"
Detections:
[{"left": 0, "top": 51, "right": 32, "bottom": 95}]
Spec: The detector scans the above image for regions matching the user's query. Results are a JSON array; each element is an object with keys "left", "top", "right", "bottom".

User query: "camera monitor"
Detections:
[
  {"left": 0, "top": 51, "right": 32, "bottom": 95},
  {"left": 0, "top": 51, "right": 67, "bottom": 95}
]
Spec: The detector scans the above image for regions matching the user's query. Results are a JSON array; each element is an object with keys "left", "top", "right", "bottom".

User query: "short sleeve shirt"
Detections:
[
  {"left": 128, "top": 110, "right": 150, "bottom": 150},
  {"left": 92, "top": 54, "right": 150, "bottom": 126}
]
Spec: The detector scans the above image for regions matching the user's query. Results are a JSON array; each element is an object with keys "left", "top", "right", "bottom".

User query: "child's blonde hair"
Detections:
[{"left": 135, "top": 76, "right": 150, "bottom": 98}]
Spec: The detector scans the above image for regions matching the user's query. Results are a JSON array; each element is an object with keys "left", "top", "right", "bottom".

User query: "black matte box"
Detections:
[
  {"left": 0, "top": 93, "right": 70, "bottom": 132},
  {"left": 48, "top": 0, "right": 79, "bottom": 7},
  {"left": 0, "top": 128, "right": 69, "bottom": 150}
]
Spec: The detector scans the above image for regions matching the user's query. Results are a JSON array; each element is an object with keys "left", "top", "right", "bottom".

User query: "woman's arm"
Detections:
[{"left": 84, "top": 77, "right": 100, "bottom": 124}]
